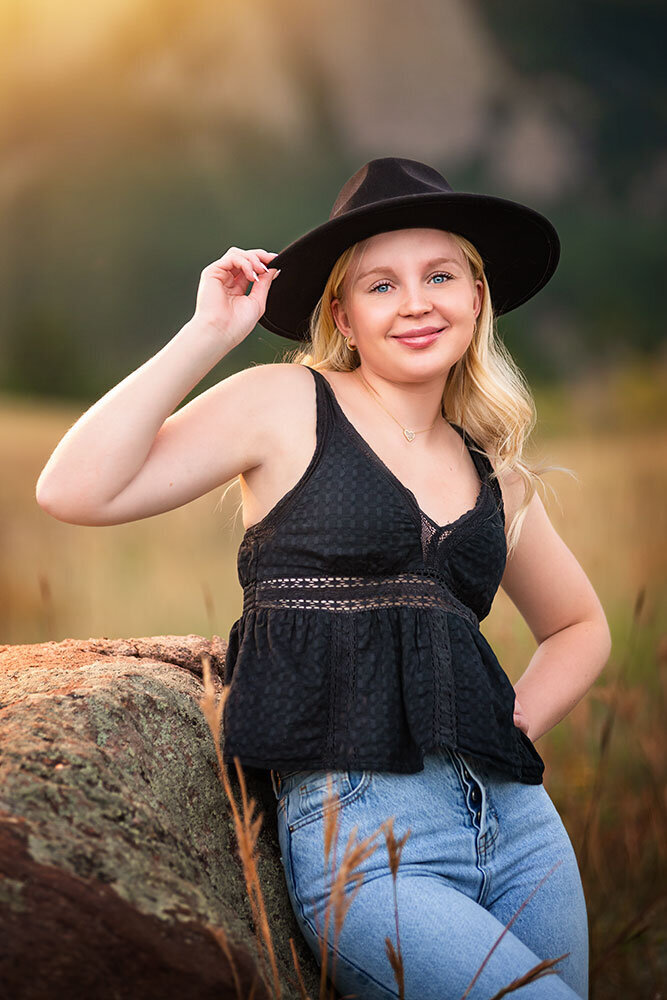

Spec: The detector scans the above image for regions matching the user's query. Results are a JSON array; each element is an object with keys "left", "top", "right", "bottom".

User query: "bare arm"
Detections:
[
  {"left": 497, "top": 469, "right": 613, "bottom": 743},
  {"left": 35, "top": 246, "right": 280, "bottom": 525}
]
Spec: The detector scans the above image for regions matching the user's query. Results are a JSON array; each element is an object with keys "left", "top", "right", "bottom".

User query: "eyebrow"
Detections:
[{"left": 354, "top": 256, "right": 462, "bottom": 283}]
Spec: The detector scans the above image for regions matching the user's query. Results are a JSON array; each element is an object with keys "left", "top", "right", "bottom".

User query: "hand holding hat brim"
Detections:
[{"left": 258, "top": 158, "right": 561, "bottom": 342}]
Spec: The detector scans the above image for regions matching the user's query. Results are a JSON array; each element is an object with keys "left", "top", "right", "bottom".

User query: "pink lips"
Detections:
[{"left": 393, "top": 326, "right": 444, "bottom": 348}]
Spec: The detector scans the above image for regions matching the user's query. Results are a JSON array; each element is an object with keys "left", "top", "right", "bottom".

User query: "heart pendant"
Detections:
[{"left": 403, "top": 429, "right": 416, "bottom": 442}]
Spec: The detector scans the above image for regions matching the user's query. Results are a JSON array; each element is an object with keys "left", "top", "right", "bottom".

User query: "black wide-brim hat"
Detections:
[{"left": 259, "top": 157, "right": 561, "bottom": 342}]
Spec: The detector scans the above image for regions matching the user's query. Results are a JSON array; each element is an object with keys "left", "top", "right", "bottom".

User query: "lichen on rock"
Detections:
[{"left": 0, "top": 635, "right": 323, "bottom": 999}]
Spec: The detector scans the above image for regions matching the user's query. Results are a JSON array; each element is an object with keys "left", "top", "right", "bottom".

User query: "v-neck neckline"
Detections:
[{"left": 311, "top": 367, "right": 489, "bottom": 534}]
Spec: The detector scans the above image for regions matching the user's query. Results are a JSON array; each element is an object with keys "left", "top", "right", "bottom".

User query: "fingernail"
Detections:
[
  {"left": 261, "top": 263, "right": 270, "bottom": 272},
  {"left": 252, "top": 270, "right": 259, "bottom": 280}
]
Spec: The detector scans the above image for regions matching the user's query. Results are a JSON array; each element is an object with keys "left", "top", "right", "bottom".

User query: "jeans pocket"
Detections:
[
  {"left": 277, "top": 768, "right": 302, "bottom": 782},
  {"left": 287, "top": 768, "right": 372, "bottom": 832},
  {"left": 274, "top": 767, "right": 316, "bottom": 803}
]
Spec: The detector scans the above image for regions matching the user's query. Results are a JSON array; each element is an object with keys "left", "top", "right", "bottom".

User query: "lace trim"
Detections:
[{"left": 243, "top": 572, "right": 479, "bottom": 628}]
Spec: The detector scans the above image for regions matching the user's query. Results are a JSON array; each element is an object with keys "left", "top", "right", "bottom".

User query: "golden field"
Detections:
[{"left": 1, "top": 355, "right": 665, "bottom": 997}]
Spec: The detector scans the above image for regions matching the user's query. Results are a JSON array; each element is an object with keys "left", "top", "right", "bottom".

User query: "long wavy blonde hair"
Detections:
[{"left": 271, "top": 230, "right": 575, "bottom": 558}]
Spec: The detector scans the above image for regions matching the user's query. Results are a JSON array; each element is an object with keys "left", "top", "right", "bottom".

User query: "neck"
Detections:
[{"left": 354, "top": 365, "right": 448, "bottom": 432}]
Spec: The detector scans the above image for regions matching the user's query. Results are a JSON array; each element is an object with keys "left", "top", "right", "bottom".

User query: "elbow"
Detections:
[
  {"left": 35, "top": 486, "right": 116, "bottom": 526},
  {"left": 593, "top": 610, "right": 613, "bottom": 672},
  {"left": 35, "top": 481, "right": 85, "bottom": 525},
  {"left": 35, "top": 469, "right": 61, "bottom": 513},
  {"left": 35, "top": 489, "right": 72, "bottom": 523},
  {"left": 579, "top": 589, "right": 613, "bottom": 672},
  {"left": 35, "top": 476, "right": 67, "bottom": 519},
  {"left": 35, "top": 478, "right": 57, "bottom": 515},
  {"left": 603, "top": 622, "right": 613, "bottom": 666}
]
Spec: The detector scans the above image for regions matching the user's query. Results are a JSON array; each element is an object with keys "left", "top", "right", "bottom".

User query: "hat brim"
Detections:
[{"left": 258, "top": 191, "right": 560, "bottom": 342}]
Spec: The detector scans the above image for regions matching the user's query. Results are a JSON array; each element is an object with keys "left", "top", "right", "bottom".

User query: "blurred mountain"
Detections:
[{"left": 0, "top": 0, "right": 664, "bottom": 399}]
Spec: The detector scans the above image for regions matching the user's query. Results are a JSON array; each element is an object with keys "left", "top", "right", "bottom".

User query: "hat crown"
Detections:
[
  {"left": 329, "top": 157, "right": 454, "bottom": 220},
  {"left": 260, "top": 155, "right": 561, "bottom": 339}
]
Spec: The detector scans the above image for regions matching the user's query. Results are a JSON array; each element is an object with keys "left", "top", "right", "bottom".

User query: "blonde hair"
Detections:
[{"left": 276, "top": 230, "right": 575, "bottom": 557}]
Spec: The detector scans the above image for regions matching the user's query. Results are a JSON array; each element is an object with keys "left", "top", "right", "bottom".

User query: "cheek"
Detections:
[
  {"left": 452, "top": 290, "right": 479, "bottom": 320},
  {"left": 351, "top": 297, "right": 391, "bottom": 326}
]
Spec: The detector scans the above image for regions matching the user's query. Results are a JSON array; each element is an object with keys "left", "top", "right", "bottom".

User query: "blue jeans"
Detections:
[{"left": 270, "top": 746, "right": 589, "bottom": 999}]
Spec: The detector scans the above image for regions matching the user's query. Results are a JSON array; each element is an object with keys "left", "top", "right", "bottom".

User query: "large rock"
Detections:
[{"left": 0, "top": 635, "right": 324, "bottom": 1000}]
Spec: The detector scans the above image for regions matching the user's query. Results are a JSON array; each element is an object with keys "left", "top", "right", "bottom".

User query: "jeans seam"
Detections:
[
  {"left": 481, "top": 819, "right": 499, "bottom": 850},
  {"left": 290, "top": 884, "right": 400, "bottom": 1000}
]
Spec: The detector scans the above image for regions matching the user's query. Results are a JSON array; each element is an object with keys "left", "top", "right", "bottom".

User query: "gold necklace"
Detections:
[{"left": 354, "top": 367, "right": 443, "bottom": 443}]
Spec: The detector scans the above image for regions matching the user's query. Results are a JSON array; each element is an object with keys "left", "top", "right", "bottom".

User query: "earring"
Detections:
[{"left": 344, "top": 336, "right": 357, "bottom": 352}]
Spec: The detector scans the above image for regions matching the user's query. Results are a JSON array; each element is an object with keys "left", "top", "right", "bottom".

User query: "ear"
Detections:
[
  {"left": 331, "top": 297, "right": 352, "bottom": 335},
  {"left": 473, "top": 280, "right": 484, "bottom": 320}
]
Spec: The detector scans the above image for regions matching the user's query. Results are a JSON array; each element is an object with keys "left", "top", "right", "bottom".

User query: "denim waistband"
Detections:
[{"left": 269, "top": 748, "right": 489, "bottom": 800}]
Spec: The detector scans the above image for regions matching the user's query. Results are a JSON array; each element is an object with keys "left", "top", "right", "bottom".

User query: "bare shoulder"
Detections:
[
  {"left": 233, "top": 361, "right": 318, "bottom": 460},
  {"left": 243, "top": 361, "right": 316, "bottom": 421},
  {"left": 38, "top": 362, "right": 319, "bottom": 527},
  {"left": 231, "top": 359, "right": 312, "bottom": 394}
]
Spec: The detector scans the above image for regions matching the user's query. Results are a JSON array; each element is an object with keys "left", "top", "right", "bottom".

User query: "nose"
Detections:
[{"left": 398, "top": 281, "right": 435, "bottom": 316}]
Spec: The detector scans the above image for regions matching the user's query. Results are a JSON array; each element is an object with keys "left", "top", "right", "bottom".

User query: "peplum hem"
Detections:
[
  {"left": 220, "top": 739, "right": 545, "bottom": 784},
  {"left": 221, "top": 601, "right": 545, "bottom": 786},
  {"left": 219, "top": 363, "right": 536, "bottom": 784}
]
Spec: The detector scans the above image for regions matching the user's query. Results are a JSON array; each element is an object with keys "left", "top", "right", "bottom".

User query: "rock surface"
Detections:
[{"left": 0, "top": 635, "right": 325, "bottom": 1000}]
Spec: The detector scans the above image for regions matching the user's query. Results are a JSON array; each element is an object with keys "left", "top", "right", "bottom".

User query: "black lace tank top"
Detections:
[{"left": 221, "top": 364, "right": 545, "bottom": 784}]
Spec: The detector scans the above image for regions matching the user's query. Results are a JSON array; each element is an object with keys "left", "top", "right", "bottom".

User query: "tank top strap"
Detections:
[
  {"left": 304, "top": 365, "right": 337, "bottom": 431},
  {"left": 302, "top": 363, "right": 341, "bottom": 451},
  {"left": 451, "top": 422, "right": 504, "bottom": 520},
  {"left": 240, "top": 365, "right": 333, "bottom": 538},
  {"left": 450, "top": 423, "right": 489, "bottom": 478},
  {"left": 304, "top": 367, "right": 504, "bottom": 522}
]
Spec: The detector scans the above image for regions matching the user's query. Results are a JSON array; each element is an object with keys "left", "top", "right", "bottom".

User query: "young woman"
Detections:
[{"left": 37, "top": 158, "right": 611, "bottom": 999}]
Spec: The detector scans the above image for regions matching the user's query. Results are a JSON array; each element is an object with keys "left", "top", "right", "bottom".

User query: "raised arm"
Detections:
[{"left": 35, "top": 247, "right": 280, "bottom": 526}]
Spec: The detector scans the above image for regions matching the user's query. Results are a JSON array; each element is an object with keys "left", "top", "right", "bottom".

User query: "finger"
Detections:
[
  {"left": 209, "top": 260, "right": 255, "bottom": 287},
  {"left": 250, "top": 261, "right": 281, "bottom": 282},
  {"left": 250, "top": 249, "right": 280, "bottom": 263},
  {"left": 250, "top": 250, "right": 279, "bottom": 274},
  {"left": 247, "top": 269, "right": 279, "bottom": 308},
  {"left": 220, "top": 248, "right": 278, "bottom": 279},
  {"left": 237, "top": 253, "right": 259, "bottom": 283},
  {"left": 251, "top": 268, "right": 281, "bottom": 287},
  {"left": 224, "top": 252, "right": 258, "bottom": 284},
  {"left": 237, "top": 251, "right": 264, "bottom": 279}
]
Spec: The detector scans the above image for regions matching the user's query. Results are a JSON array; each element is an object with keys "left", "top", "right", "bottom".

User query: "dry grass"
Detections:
[
  {"left": 197, "top": 654, "right": 595, "bottom": 1000},
  {"left": 3, "top": 364, "right": 666, "bottom": 994},
  {"left": 4, "top": 373, "right": 665, "bottom": 648}
]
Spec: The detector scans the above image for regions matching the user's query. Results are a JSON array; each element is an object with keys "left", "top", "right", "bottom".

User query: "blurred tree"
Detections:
[{"left": 6, "top": 306, "right": 94, "bottom": 400}]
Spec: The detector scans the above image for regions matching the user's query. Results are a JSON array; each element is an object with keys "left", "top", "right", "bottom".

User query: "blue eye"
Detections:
[{"left": 369, "top": 271, "right": 454, "bottom": 293}]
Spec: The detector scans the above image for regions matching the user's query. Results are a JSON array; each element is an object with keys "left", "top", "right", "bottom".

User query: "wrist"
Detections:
[{"left": 179, "top": 316, "right": 233, "bottom": 360}]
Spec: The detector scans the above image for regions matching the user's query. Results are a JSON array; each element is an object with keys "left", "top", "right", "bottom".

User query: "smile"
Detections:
[{"left": 393, "top": 328, "right": 444, "bottom": 348}]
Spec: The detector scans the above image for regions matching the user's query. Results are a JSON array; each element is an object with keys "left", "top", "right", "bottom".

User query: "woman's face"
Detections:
[{"left": 331, "top": 228, "right": 483, "bottom": 380}]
